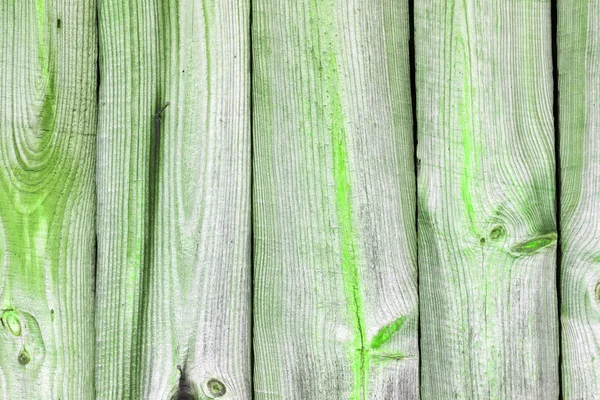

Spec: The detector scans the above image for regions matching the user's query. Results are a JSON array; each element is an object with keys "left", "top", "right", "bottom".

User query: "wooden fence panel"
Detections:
[
  {"left": 0, "top": 0, "right": 97, "bottom": 398},
  {"left": 416, "top": 0, "right": 559, "bottom": 398},
  {"left": 559, "top": 0, "right": 600, "bottom": 397},
  {"left": 252, "top": 0, "right": 418, "bottom": 398},
  {"left": 95, "top": 0, "right": 251, "bottom": 398}
]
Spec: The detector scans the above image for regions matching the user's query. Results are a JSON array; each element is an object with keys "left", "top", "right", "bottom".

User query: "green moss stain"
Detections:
[
  {"left": 369, "top": 316, "right": 406, "bottom": 350},
  {"left": 510, "top": 233, "right": 557, "bottom": 255}
]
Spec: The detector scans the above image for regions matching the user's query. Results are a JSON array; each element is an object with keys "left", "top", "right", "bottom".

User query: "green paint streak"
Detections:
[
  {"left": 329, "top": 58, "right": 367, "bottom": 399},
  {"left": 511, "top": 233, "right": 557, "bottom": 255},
  {"left": 318, "top": 22, "right": 367, "bottom": 400},
  {"left": 456, "top": 36, "right": 478, "bottom": 237},
  {"left": 303, "top": 1, "right": 368, "bottom": 396},
  {"left": 369, "top": 316, "right": 406, "bottom": 350},
  {"left": 201, "top": 0, "right": 211, "bottom": 145},
  {"left": 36, "top": 0, "right": 56, "bottom": 142}
]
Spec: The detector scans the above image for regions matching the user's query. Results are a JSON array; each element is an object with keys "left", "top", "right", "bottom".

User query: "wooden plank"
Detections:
[
  {"left": 252, "top": 0, "right": 418, "bottom": 398},
  {"left": 95, "top": 0, "right": 251, "bottom": 398},
  {"left": 558, "top": 0, "right": 600, "bottom": 396},
  {"left": 416, "top": 0, "right": 559, "bottom": 398},
  {"left": 0, "top": 1, "right": 97, "bottom": 398}
]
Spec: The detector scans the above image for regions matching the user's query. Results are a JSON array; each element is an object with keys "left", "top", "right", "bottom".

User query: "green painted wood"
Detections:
[
  {"left": 252, "top": 0, "right": 418, "bottom": 398},
  {"left": 95, "top": 0, "right": 251, "bottom": 398},
  {"left": 0, "top": 1, "right": 97, "bottom": 398},
  {"left": 415, "top": 0, "right": 559, "bottom": 398},
  {"left": 559, "top": 0, "right": 600, "bottom": 396}
]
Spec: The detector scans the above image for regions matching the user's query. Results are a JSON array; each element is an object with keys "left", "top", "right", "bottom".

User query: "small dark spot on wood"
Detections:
[
  {"left": 57, "top": 19, "right": 61, "bottom": 28},
  {"left": 479, "top": 237, "right": 486, "bottom": 245},
  {"left": 207, "top": 379, "right": 226, "bottom": 397},
  {"left": 18, "top": 348, "right": 30, "bottom": 365}
]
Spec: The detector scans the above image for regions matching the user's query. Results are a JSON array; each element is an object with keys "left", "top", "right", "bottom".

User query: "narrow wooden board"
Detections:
[
  {"left": 95, "top": 1, "right": 251, "bottom": 398},
  {"left": 252, "top": 0, "right": 418, "bottom": 398},
  {"left": 559, "top": 0, "right": 600, "bottom": 396},
  {"left": 416, "top": 0, "right": 560, "bottom": 398},
  {"left": 0, "top": 1, "right": 97, "bottom": 398}
]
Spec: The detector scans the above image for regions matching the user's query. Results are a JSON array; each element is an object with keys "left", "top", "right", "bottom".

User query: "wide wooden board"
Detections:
[
  {"left": 95, "top": 1, "right": 251, "bottom": 397},
  {"left": 416, "top": 0, "right": 559, "bottom": 397},
  {"left": 0, "top": 1, "right": 97, "bottom": 398},
  {"left": 252, "top": 0, "right": 418, "bottom": 398}
]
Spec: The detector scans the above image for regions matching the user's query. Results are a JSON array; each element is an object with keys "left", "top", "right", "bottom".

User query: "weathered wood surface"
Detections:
[
  {"left": 95, "top": 0, "right": 251, "bottom": 398},
  {"left": 253, "top": 0, "right": 418, "bottom": 398},
  {"left": 0, "top": 0, "right": 97, "bottom": 398},
  {"left": 416, "top": 0, "right": 559, "bottom": 398},
  {"left": 559, "top": 0, "right": 600, "bottom": 397}
]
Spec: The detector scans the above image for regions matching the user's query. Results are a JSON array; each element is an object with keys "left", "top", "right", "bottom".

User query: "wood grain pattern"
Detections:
[
  {"left": 559, "top": 0, "right": 600, "bottom": 397},
  {"left": 95, "top": 0, "right": 251, "bottom": 398},
  {"left": 0, "top": 0, "right": 97, "bottom": 398},
  {"left": 252, "top": 0, "right": 418, "bottom": 398},
  {"left": 415, "top": 0, "right": 559, "bottom": 398}
]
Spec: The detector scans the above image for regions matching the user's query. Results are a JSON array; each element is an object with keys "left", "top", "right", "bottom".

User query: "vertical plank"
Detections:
[
  {"left": 95, "top": 0, "right": 251, "bottom": 398},
  {"left": 0, "top": 0, "right": 97, "bottom": 398},
  {"left": 559, "top": 0, "right": 600, "bottom": 396},
  {"left": 253, "top": 0, "right": 418, "bottom": 398},
  {"left": 416, "top": 0, "right": 559, "bottom": 398}
]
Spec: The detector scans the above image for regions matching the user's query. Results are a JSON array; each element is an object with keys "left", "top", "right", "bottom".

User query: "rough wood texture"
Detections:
[
  {"left": 0, "top": 1, "right": 97, "bottom": 398},
  {"left": 253, "top": 0, "right": 418, "bottom": 398},
  {"left": 559, "top": 0, "right": 600, "bottom": 397},
  {"left": 95, "top": 0, "right": 251, "bottom": 398},
  {"left": 416, "top": 0, "right": 559, "bottom": 398}
]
